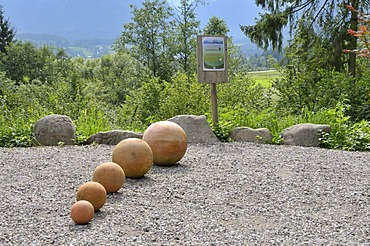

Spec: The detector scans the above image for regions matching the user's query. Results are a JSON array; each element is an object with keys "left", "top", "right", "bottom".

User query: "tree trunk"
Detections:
[{"left": 348, "top": 0, "right": 359, "bottom": 76}]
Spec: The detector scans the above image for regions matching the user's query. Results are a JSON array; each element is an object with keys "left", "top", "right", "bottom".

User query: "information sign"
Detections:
[{"left": 202, "top": 36, "right": 226, "bottom": 71}]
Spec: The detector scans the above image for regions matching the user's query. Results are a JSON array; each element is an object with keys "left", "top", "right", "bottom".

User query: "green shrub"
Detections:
[
  {"left": 210, "top": 120, "right": 235, "bottom": 142},
  {"left": 320, "top": 119, "right": 370, "bottom": 151},
  {"left": 344, "top": 120, "right": 370, "bottom": 151}
]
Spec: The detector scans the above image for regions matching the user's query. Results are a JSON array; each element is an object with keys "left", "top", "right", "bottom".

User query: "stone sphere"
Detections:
[
  {"left": 112, "top": 138, "right": 153, "bottom": 178},
  {"left": 92, "top": 162, "right": 125, "bottom": 193},
  {"left": 76, "top": 181, "right": 107, "bottom": 211},
  {"left": 142, "top": 121, "right": 187, "bottom": 166},
  {"left": 70, "top": 200, "right": 94, "bottom": 225}
]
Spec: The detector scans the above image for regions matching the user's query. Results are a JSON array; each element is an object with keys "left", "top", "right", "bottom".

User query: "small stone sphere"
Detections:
[
  {"left": 70, "top": 200, "right": 95, "bottom": 225},
  {"left": 76, "top": 181, "right": 107, "bottom": 211},
  {"left": 112, "top": 138, "right": 153, "bottom": 178},
  {"left": 143, "top": 121, "right": 187, "bottom": 166},
  {"left": 92, "top": 162, "right": 125, "bottom": 193}
]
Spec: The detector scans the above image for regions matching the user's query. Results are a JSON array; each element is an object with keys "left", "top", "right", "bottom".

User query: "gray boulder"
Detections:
[
  {"left": 282, "top": 123, "right": 331, "bottom": 147},
  {"left": 33, "top": 114, "right": 76, "bottom": 146},
  {"left": 168, "top": 115, "right": 220, "bottom": 143},
  {"left": 86, "top": 130, "right": 143, "bottom": 145},
  {"left": 230, "top": 127, "right": 272, "bottom": 143}
]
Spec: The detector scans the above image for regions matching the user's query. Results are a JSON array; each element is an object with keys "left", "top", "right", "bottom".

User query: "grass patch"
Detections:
[
  {"left": 249, "top": 70, "right": 281, "bottom": 88},
  {"left": 68, "top": 46, "right": 92, "bottom": 57}
]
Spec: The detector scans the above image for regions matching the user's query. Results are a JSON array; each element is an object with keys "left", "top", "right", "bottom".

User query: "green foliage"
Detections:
[
  {"left": 117, "top": 76, "right": 164, "bottom": 131},
  {"left": 275, "top": 60, "right": 370, "bottom": 122},
  {"left": 343, "top": 121, "right": 370, "bottom": 151},
  {"left": 203, "top": 16, "right": 230, "bottom": 36},
  {"left": 211, "top": 120, "right": 234, "bottom": 142},
  {"left": 0, "top": 126, "right": 33, "bottom": 148},
  {"left": 274, "top": 68, "right": 351, "bottom": 113},
  {"left": 74, "top": 106, "right": 112, "bottom": 144},
  {"left": 116, "top": 73, "right": 209, "bottom": 131},
  {"left": 0, "top": 42, "right": 73, "bottom": 85},
  {"left": 159, "top": 73, "right": 209, "bottom": 119},
  {"left": 114, "top": 0, "right": 175, "bottom": 81},
  {"left": 346, "top": 59, "right": 370, "bottom": 121},
  {"left": 319, "top": 102, "right": 370, "bottom": 151},
  {"left": 241, "top": 11, "right": 287, "bottom": 51},
  {"left": 79, "top": 51, "right": 150, "bottom": 105},
  {"left": 218, "top": 72, "right": 272, "bottom": 117},
  {"left": 172, "top": 0, "right": 203, "bottom": 76}
]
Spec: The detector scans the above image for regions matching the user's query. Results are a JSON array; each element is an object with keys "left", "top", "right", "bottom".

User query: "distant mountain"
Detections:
[
  {"left": 1, "top": 0, "right": 142, "bottom": 40},
  {"left": 1, "top": 0, "right": 262, "bottom": 55},
  {"left": 2, "top": 0, "right": 261, "bottom": 40}
]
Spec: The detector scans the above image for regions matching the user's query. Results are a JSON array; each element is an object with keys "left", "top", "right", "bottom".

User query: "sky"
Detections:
[
  {"left": 167, "top": 0, "right": 181, "bottom": 6},
  {"left": 167, "top": 0, "right": 217, "bottom": 7}
]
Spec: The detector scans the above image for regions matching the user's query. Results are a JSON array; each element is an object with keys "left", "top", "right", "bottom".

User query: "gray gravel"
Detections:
[{"left": 0, "top": 142, "right": 369, "bottom": 245}]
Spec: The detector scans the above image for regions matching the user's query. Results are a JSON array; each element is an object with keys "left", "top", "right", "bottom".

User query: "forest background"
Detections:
[{"left": 0, "top": 0, "right": 369, "bottom": 150}]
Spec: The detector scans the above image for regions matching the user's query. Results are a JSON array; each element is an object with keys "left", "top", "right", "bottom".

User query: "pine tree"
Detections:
[
  {"left": 240, "top": 0, "right": 369, "bottom": 75},
  {"left": 0, "top": 5, "right": 16, "bottom": 53}
]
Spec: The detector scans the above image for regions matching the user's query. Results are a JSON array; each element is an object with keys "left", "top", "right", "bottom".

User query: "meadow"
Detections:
[{"left": 248, "top": 70, "right": 281, "bottom": 87}]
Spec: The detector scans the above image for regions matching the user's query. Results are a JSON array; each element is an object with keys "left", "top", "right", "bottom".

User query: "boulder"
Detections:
[
  {"left": 168, "top": 115, "right": 220, "bottom": 143},
  {"left": 282, "top": 123, "right": 331, "bottom": 147},
  {"left": 230, "top": 127, "right": 272, "bottom": 143},
  {"left": 33, "top": 114, "right": 76, "bottom": 146},
  {"left": 86, "top": 130, "right": 143, "bottom": 145}
]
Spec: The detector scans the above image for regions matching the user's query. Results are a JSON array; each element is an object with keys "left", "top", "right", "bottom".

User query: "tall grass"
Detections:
[{"left": 74, "top": 106, "right": 113, "bottom": 144}]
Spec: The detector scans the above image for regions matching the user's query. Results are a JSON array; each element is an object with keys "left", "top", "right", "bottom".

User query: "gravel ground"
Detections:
[{"left": 0, "top": 142, "right": 369, "bottom": 245}]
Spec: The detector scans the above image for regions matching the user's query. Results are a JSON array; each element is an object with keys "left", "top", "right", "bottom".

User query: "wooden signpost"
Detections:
[{"left": 197, "top": 35, "right": 228, "bottom": 127}]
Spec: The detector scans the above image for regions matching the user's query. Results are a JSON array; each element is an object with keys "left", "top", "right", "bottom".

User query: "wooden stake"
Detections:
[{"left": 210, "top": 82, "right": 218, "bottom": 127}]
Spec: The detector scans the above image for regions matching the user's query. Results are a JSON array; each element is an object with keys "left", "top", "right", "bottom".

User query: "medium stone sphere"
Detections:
[
  {"left": 112, "top": 138, "right": 153, "bottom": 178},
  {"left": 70, "top": 200, "right": 94, "bottom": 225},
  {"left": 92, "top": 162, "right": 125, "bottom": 193},
  {"left": 76, "top": 181, "right": 107, "bottom": 211},
  {"left": 142, "top": 121, "right": 187, "bottom": 166}
]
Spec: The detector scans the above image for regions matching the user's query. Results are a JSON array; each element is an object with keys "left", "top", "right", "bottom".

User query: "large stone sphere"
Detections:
[
  {"left": 76, "top": 181, "right": 107, "bottom": 211},
  {"left": 142, "top": 121, "right": 187, "bottom": 166},
  {"left": 70, "top": 200, "right": 94, "bottom": 225},
  {"left": 92, "top": 162, "right": 125, "bottom": 193},
  {"left": 112, "top": 138, "right": 153, "bottom": 178}
]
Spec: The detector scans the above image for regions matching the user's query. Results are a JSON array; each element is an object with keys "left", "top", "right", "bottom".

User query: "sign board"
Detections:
[
  {"left": 197, "top": 35, "right": 228, "bottom": 83},
  {"left": 202, "top": 36, "right": 226, "bottom": 71}
]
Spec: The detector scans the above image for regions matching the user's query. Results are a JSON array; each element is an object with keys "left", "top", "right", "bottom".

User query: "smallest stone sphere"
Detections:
[{"left": 70, "top": 200, "right": 95, "bottom": 225}]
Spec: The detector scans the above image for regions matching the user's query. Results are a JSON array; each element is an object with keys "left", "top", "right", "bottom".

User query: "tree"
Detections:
[
  {"left": 203, "top": 16, "right": 230, "bottom": 36},
  {"left": 240, "top": 0, "right": 369, "bottom": 76},
  {"left": 172, "top": 0, "right": 204, "bottom": 76},
  {"left": 0, "top": 42, "right": 73, "bottom": 85},
  {"left": 114, "top": 0, "right": 175, "bottom": 81},
  {"left": 203, "top": 16, "right": 249, "bottom": 75},
  {"left": 344, "top": 5, "right": 370, "bottom": 58},
  {"left": 0, "top": 5, "right": 16, "bottom": 53}
]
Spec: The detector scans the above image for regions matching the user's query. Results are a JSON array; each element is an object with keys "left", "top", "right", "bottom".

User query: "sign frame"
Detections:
[{"left": 197, "top": 35, "right": 228, "bottom": 84}]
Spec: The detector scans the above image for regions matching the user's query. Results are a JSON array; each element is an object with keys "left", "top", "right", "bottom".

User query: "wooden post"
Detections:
[
  {"left": 196, "top": 35, "right": 227, "bottom": 128},
  {"left": 210, "top": 83, "right": 218, "bottom": 127}
]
